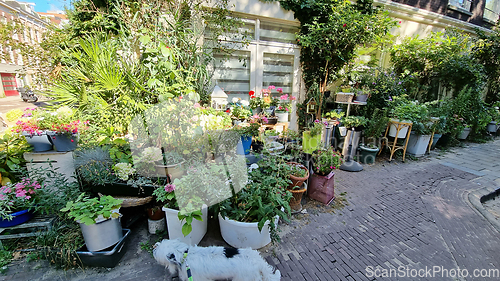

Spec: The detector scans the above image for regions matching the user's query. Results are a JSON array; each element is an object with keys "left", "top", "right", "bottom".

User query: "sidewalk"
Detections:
[{"left": 2, "top": 140, "right": 500, "bottom": 280}]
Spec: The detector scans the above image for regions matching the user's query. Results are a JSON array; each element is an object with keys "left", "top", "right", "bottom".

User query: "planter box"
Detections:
[
  {"left": 80, "top": 218, "right": 123, "bottom": 252},
  {"left": 0, "top": 209, "right": 34, "bottom": 228},
  {"left": 430, "top": 133, "right": 442, "bottom": 150},
  {"left": 76, "top": 229, "right": 130, "bottom": 268},
  {"left": 47, "top": 132, "right": 78, "bottom": 152},
  {"left": 163, "top": 206, "right": 207, "bottom": 245},
  {"left": 86, "top": 182, "right": 157, "bottom": 197},
  {"left": 22, "top": 132, "right": 52, "bottom": 152},
  {"left": 308, "top": 172, "right": 335, "bottom": 205},
  {"left": 406, "top": 133, "right": 431, "bottom": 157},
  {"left": 218, "top": 214, "right": 278, "bottom": 250}
]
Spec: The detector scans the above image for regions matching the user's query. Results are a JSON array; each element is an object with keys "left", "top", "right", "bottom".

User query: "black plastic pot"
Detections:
[{"left": 76, "top": 229, "right": 130, "bottom": 268}]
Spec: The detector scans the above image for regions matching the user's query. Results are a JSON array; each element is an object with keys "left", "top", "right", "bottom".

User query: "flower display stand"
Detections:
[
  {"left": 24, "top": 151, "right": 76, "bottom": 186},
  {"left": 0, "top": 216, "right": 56, "bottom": 250}
]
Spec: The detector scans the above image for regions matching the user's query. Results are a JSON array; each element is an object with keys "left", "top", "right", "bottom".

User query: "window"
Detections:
[
  {"left": 259, "top": 22, "right": 298, "bottom": 44},
  {"left": 262, "top": 53, "right": 294, "bottom": 97},
  {"left": 213, "top": 51, "right": 251, "bottom": 100},
  {"left": 448, "top": 0, "right": 473, "bottom": 13},
  {"left": 484, "top": 0, "right": 500, "bottom": 23}
]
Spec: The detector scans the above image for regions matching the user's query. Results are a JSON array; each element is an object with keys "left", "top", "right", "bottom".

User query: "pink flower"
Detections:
[
  {"left": 314, "top": 119, "right": 320, "bottom": 123},
  {"left": 262, "top": 116, "right": 268, "bottom": 123},
  {"left": 343, "top": 23, "right": 347, "bottom": 27},
  {"left": 330, "top": 166, "right": 333, "bottom": 169},
  {"left": 280, "top": 94, "right": 288, "bottom": 100},
  {"left": 268, "top": 85, "right": 276, "bottom": 90},
  {"left": 277, "top": 88, "right": 283, "bottom": 94},
  {"left": 291, "top": 96, "right": 296, "bottom": 101},
  {"left": 164, "top": 184, "right": 176, "bottom": 193},
  {"left": 194, "top": 103, "right": 201, "bottom": 108}
]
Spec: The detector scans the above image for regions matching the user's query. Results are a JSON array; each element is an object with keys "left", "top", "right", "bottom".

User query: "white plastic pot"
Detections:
[
  {"left": 163, "top": 206, "right": 207, "bottom": 245},
  {"left": 388, "top": 119, "right": 412, "bottom": 138},
  {"left": 487, "top": 121, "right": 498, "bottom": 133},
  {"left": 275, "top": 112, "right": 288, "bottom": 122},
  {"left": 406, "top": 132, "right": 431, "bottom": 157},
  {"left": 218, "top": 214, "right": 279, "bottom": 250}
]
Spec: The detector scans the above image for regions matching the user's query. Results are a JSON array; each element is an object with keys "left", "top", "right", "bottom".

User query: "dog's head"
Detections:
[{"left": 153, "top": 239, "right": 189, "bottom": 275}]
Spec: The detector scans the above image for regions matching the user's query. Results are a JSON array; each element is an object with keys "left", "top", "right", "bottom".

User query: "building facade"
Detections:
[{"left": 0, "top": 0, "right": 48, "bottom": 97}]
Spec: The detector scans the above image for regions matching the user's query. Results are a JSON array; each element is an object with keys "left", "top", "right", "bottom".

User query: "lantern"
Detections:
[{"left": 211, "top": 85, "right": 228, "bottom": 110}]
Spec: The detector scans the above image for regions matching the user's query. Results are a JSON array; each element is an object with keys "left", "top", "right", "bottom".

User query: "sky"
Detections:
[{"left": 29, "top": 0, "right": 69, "bottom": 13}]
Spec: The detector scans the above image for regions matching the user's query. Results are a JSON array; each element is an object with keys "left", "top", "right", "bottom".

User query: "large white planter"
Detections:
[
  {"left": 275, "top": 112, "right": 288, "bottom": 122},
  {"left": 218, "top": 214, "right": 279, "bottom": 250},
  {"left": 406, "top": 132, "right": 431, "bottom": 157},
  {"left": 388, "top": 119, "right": 412, "bottom": 138},
  {"left": 163, "top": 206, "right": 208, "bottom": 245},
  {"left": 458, "top": 127, "right": 471, "bottom": 140}
]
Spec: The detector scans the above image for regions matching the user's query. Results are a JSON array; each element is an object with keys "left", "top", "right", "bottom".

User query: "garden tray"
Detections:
[{"left": 76, "top": 229, "right": 130, "bottom": 268}]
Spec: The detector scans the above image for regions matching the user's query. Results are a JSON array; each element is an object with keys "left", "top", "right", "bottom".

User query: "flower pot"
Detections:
[
  {"left": 251, "top": 140, "right": 264, "bottom": 153},
  {"left": 308, "top": 172, "right": 335, "bottom": 205},
  {"left": 79, "top": 218, "right": 123, "bottom": 252},
  {"left": 147, "top": 208, "right": 165, "bottom": 220},
  {"left": 276, "top": 112, "right": 288, "bottom": 122},
  {"left": 218, "top": 213, "right": 279, "bottom": 250},
  {"left": 342, "top": 129, "right": 361, "bottom": 158},
  {"left": 46, "top": 131, "right": 78, "bottom": 152},
  {"left": 252, "top": 107, "right": 262, "bottom": 115},
  {"left": 289, "top": 183, "right": 307, "bottom": 213},
  {"left": 431, "top": 133, "right": 442, "bottom": 150},
  {"left": 0, "top": 209, "right": 34, "bottom": 228},
  {"left": 155, "top": 161, "right": 185, "bottom": 180},
  {"left": 302, "top": 131, "right": 322, "bottom": 154},
  {"left": 458, "top": 127, "right": 471, "bottom": 140},
  {"left": 22, "top": 132, "right": 52, "bottom": 152},
  {"left": 358, "top": 145, "right": 379, "bottom": 164},
  {"left": 287, "top": 162, "right": 309, "bottom": 188},
  {"left": 148, "top": 218, "right": 166, "bottom": 234},
  {"left": 388, "top": 119, "right": 412, "bottom": 139},
  {"left": 162, "top": 206, "right": 208, "bottom": 245},
  {"left": 487, "top": 121, "right": 498, "bottom": 133},
  {"left": 354, "top": 94, "right": 368, "bottom": 102},
  {"left": 406, "top": 132, "right": 431, "bottom": 157},
  {"left": 236, "top": 135, "right": 252, "bottom": 155}
]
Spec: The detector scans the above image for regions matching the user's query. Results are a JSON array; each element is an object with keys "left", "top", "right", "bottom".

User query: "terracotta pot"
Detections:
[
  {"left": 147, "top": 208, "right": 165, "bottom": 220},
  {"left": 289, "top": 183, "right": 307, "bottom": 212},
  {"left": 287, "top": 162, "right": 309, "bottom": 188}
]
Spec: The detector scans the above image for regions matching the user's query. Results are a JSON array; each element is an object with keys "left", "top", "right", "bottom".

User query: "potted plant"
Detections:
[
  {"left": 61, "top": 193, "right": 123, "bottom": 252},
  {"left": 322, "top": 110, "right": 344, "bottom": 126},
  {"left": 403, "top": 102, "right": 433, "bottom": 157},
  {"left": 341, "top": 116, "right": 368, "bottom": 158},
  {"left": 388, "top": 95, "right": 417, "bottom": 138},
  {"left": 275, "top": 90, "right": 295, "bottom": 122},
  {"left": 230, "top": 103, "right": 252, "bottom": 125},
  {"left": 43, "top": 106, "right": 87, "bottom": 152},
  {"left": 12, "top": 108, "right": 52, "bottom": 152},
  {"left": 285, "top": 162, "right": 309, "bottom": 212},
  {"left": 0, "top": 178, "right": 42, "bottom": 227},
  {"left": 249, "top": 91, "right": 264, "bottom": 115},
  {"left": 359, "top": 109, "right": 388, "bottom": 164},
  {"left": 487, "top": 104, "right": 500, "bottom": 133},
  {"left": 302, "top": 119, "right": 327, "bottom": 154},
  {"left": 155, "top": 150, "right": 185, "bottom": 179},
  {"left": 309, "top": 147, "right": 342, "bottom": 205},
  {"left": 354, "top": 86, "right": 370, "bottom": 102},
  {"left": 233, "top": 122, "right": 260, "bottom": 155},
  {"left": 218, "top": 154, "right": 291, "bottom": 249}
]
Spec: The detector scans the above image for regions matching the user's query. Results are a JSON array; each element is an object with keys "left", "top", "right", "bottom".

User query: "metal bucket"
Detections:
[{"left": 80, "top": 218, "right": 123, "bottom": 252}]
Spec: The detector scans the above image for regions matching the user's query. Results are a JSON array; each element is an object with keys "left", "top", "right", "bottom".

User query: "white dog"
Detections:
[{"left": 153, "top": 239, "right": 281, "bottom": 281}]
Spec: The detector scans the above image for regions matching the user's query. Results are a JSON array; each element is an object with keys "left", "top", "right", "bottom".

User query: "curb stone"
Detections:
[{"left": 468, "top": 185, "right": 500, "bottom": 232}]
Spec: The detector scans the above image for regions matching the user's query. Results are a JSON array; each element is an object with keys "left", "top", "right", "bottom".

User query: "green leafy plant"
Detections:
[
  {"left": 308, "top": 119, "right": 327, "bottom": 137},
  {"left": 60, "top": 193, "right": 123, "bottom": 225},
  {"left": 323, "top": 110, "right": 345, "bottom": 120},
  {"left": 288, "top": 163, "right": 307, "bottom": 178},
  {"left": 162, "top": 151, "right": 185, "bottom": 165},
  {"left": 231, "top": 106, "right": 252, "bottom": 120},
  {"left": 0, "top": 131, "right": 29, "bottom": 182},
  {"left": 363, "top": 108, "right": 389, "bottom": 145},
  {"left": 233, "top": 122, "right": 260, "bottom": 137},
  {"left": 312, "top": 147, "right": 343, "bottom": 176},
  {"left": 342, "top": 116, "right": 368, "bottom": 129}
]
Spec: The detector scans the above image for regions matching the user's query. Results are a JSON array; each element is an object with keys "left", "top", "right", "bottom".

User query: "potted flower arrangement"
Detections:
[
  {"left": 302, "top": 119, "right": 327, "bottom": 154},
  {"left": 274, "top": 90, "right": 295, "bottom": 123},
  {"left": 230, "top": 98, "right": 252, "bottom": 125},
  {"left": 13, "top": 107, "right": 52, "bottom": 152},
  {"left": 218, "top": 155, "right": 291, "bottom": 249},
  {"left": 44, "top": 106, "right": 87, "bottom": 152},
  {"left": 309, "top": 147, "right": 342, "bottom": 205},
  {"left": 61, "top": 193, "right": 123, "bottom": 252},
  {"left": 249, "top": 91, "right": 265, "bottom": 115},
  {"left": 322, "top": 110, "right": 344, "bottom": 126},
  {"left": 0, "top": 177, "right": 42, "bottom": 227},
  {"left": 154, "top": 158, "right": 248, "bottom": 245},
  {"left": 388, "top": 95, "right": 417, "bottom": 138}
]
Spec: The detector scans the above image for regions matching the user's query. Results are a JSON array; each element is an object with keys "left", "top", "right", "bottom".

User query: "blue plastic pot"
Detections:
[
  {"left": 236, "top": 135, "right": 252, "bottom": 155},
  {"left": 0, "top": 209, "right": 34, "bottom": 228},
  {"left": 22, "top": 132, "right": 52, "bottom": 152},
  {"left": 47, "top": 131, "right": 78, "bottom": 152}
]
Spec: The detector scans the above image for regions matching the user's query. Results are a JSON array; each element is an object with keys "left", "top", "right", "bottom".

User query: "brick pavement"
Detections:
[{"left": 2, "top": 141, "right": 500, "bottom": 280}]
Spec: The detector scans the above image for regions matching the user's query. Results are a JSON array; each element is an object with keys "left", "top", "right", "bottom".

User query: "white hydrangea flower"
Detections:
[
  {"left": 241, "top": 100, "right": 249, "bottom": 106},
  {"left": 232, "top": 97, "right": 239, "bottom": 103},
  {"left": 113, "top": 163, "right": 136, "bottom": 181}
]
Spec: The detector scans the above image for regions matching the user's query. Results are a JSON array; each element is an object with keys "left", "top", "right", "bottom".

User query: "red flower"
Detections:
[
  {"left": 343, "top": 24, "right": 347, "bottom": 28},
  {"left": 249, "top": 91, "right": 255, "bottom": 97}
]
